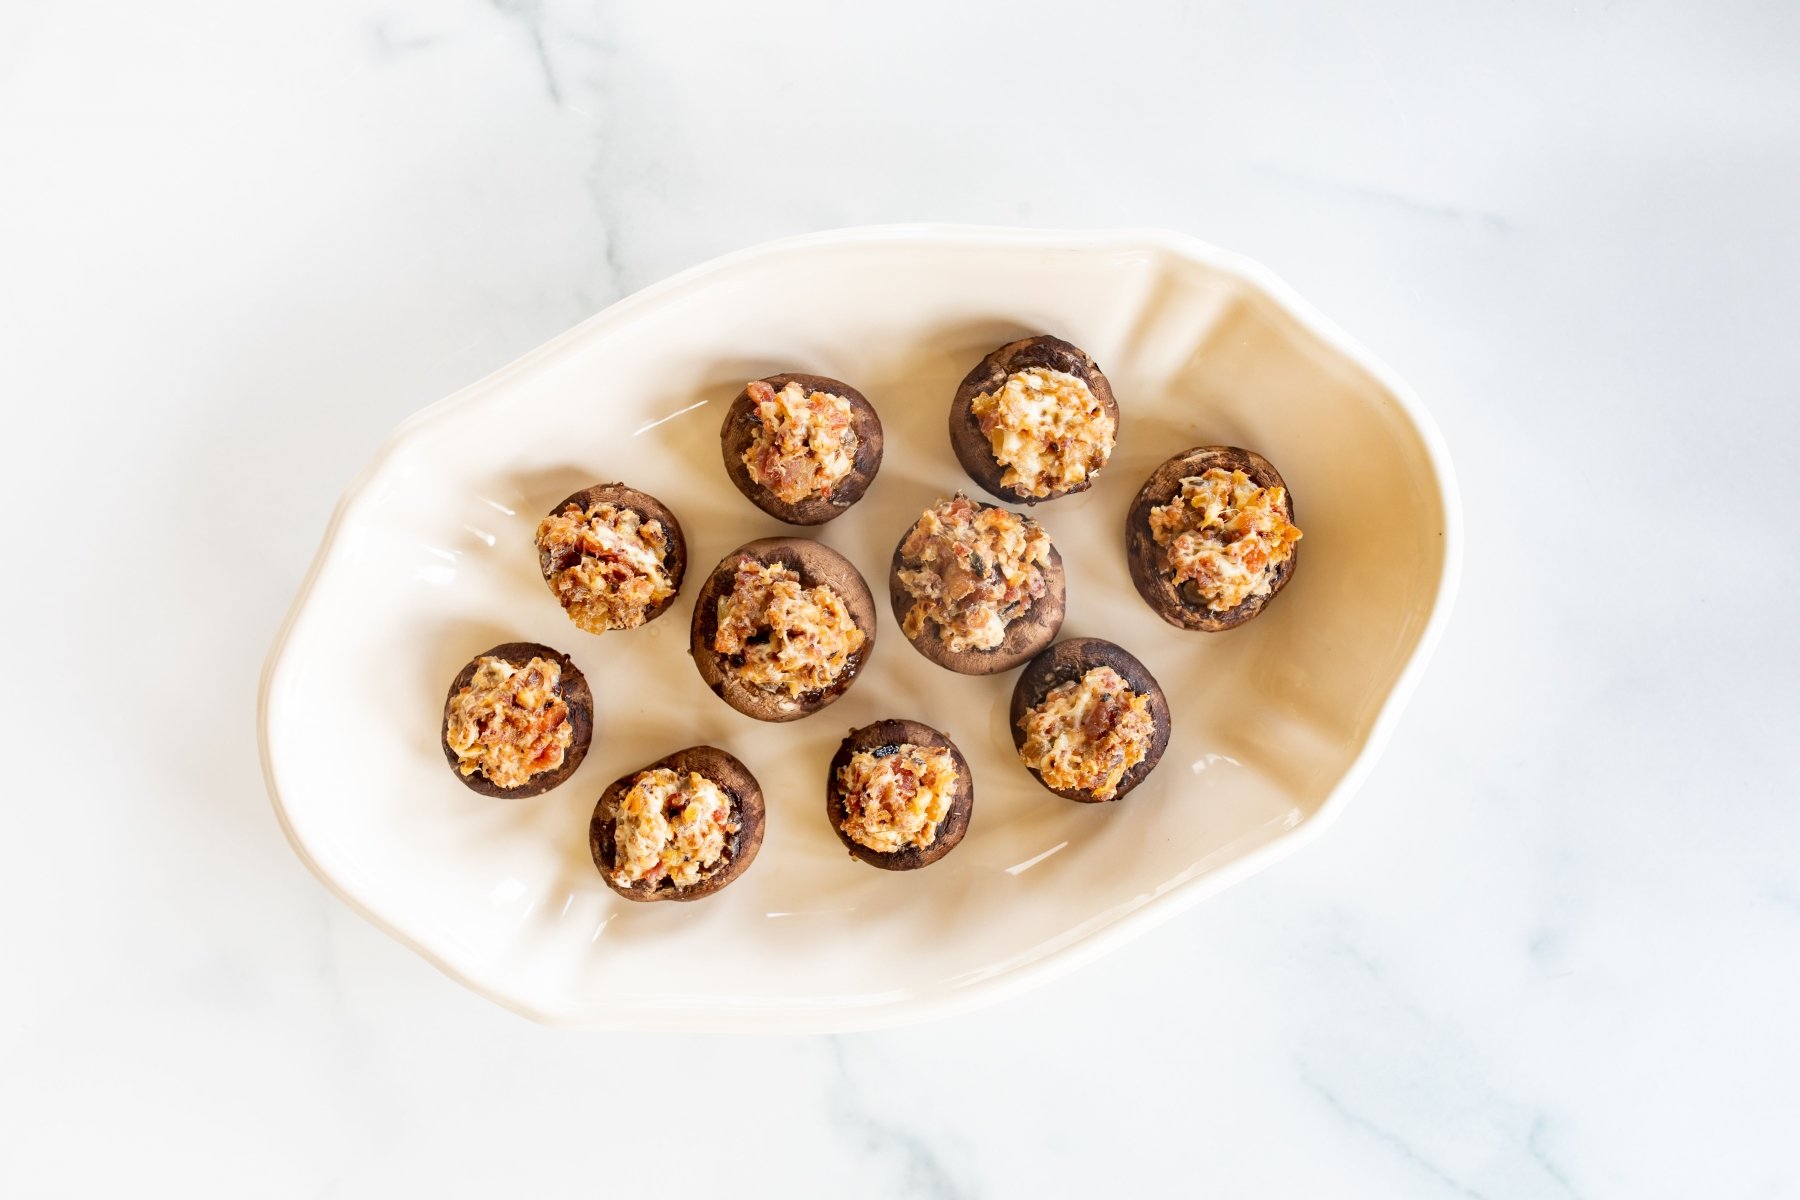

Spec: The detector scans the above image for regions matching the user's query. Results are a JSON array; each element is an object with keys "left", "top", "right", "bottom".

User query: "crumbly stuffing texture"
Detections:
[
  {"left": 609, "top": 768, "right": 738, "bottom": 888},
  {"left": 535, "top": 501, "right": 676, "bottom": 634},
  {"left": 1017, "top": 666, "right": 1155, "bottom": 800},
  {"left": 897, "top": 493, "right": 1052, "bottom": 652},
  {"left": 741, "top": 380, "right": 859, "bottom": 504},
  {"left": 1146, "top": 468, "right": 1302, "bottom": 612},
  {"left": 836, "top": 744, "right": 961, "bottom": 854},
  {"left": 444, "top": 656, "right": 573, "bottom": 788},
  {"left": 712, "top": 559, "right": 866, "bottom": 696},
  {"left": 969, "top": 366, "right": 1115, "bottom": 497}
]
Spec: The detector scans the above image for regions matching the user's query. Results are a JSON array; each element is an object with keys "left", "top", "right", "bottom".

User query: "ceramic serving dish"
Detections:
[{"left": 258, "top": 225, "right": 1461, "bottom": 1031}]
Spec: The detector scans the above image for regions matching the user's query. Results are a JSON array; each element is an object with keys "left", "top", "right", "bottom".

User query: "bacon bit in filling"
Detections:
[
  {"left": 836, "top": 744, "right": 961, "bottom": 854},
  {"left": 444, "top": 656, "right": 573, "bottom": 788},
  {"left": 609, "top": 768, "right": 738, "bottom": 888},
  {"left": 712, "top": 560, "right": 866, "bottom": 696},
  {"left": 1017, "top": 666, "right": 1154, "bottom": 800},
  {"left": 1147, "top": 468, "right": 1302, "bottom": 612},
  {"left": 969, "top": 366, "right": 1115, "bottom": 498},
  {"left": 535, "top": 502, "right": 676, "bottom": 634},
  {"left": 897, "top": 493, "right": 1052, "bottom": 652},
  {"left": 741, "top": 380, "right": 859, "bottom": 504}
]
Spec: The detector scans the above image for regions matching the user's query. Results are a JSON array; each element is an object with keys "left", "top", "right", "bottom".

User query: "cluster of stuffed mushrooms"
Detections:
[{"left": 438, "top": 336, "right": 1303, "bottom": 902}]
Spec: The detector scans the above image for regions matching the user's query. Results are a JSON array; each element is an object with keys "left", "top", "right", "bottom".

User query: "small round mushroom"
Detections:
[
  {"left": 826, "top": 719, "right": 974, "bottom": 871},
  {"left": 590, "top": 745, "right": 765, "bottom": 902},
  {"left": 535, "top": 482, "right": 687, "bottom": 633},
  {"left": 441, "top": 641, "right": 594, "bottom": 798},
  {"left": 948, "top": 335, "right": 1119, "bottom": 505},
  {"left": 1125, "top": 445, "right": 1301, "bottom": 632},
  {"left": 720, "top": 373, "right": 884, "bottom": 524},
  {"left": 888, "top": 494, "right": 1066, "bottom": 675},
  {"left": 1009, "top": 638, "right": 1171, "bottom": 804},
  {"left": 689, "top": 537, "right": 878, "bottom": 722}
]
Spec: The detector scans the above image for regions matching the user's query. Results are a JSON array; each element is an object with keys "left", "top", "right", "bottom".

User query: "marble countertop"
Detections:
[{"left": 3, "top": 2, "right": 1796, "bottom": 1196}]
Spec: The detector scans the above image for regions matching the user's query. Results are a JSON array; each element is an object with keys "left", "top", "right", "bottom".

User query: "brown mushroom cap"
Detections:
[
  {"left": 825, "top": 719, "right": 975, "bottom": 871},
  {"left": 1125, "top": 446, "right": 1299, "bottom": 632},
  {"left": 689, "top": 536, "right": 878, "bottom": 722},
  {"left": 720, "top": 373, "right": 885, "bottom": 525},
  {"left": 1008, "top": 637, "right": 1171, "bottom": 804},
  {"left": 440, "top": 641, "right": 594, "bottom": 798},
  {"left": 589, "top": 745, "right": 766, "bottom": 902},
  {"left": 538, "top": 482, "right": 688, "bottom": 628},
  {"left": 887, "top": 500, "right": 1067, "bottom": 675},
  {"left": 948, "top": 335, "right": 1120, "bottom": 505}
]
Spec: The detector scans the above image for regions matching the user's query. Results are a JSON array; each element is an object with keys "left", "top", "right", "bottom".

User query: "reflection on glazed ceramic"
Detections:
[
  {"left": 259, "top": 227, "right": 1458, "bottom": 1031},
  {"left": 1004, "top": 840, "right": 1070, "bottom": 876},
  {"left": 633, "top": 398, "right": 711, "bottom": 437}
]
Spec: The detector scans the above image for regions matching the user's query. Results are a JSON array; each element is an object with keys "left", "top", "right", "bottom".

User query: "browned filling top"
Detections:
[
  {"left": 712, "top": 559, "right": 865, "bottom": 696},
  {"left": 1147, "top": 468, "right": 1302, "bottom": 612},
  {"left": 897, "top": 493, "right": 1052, "bottom": 652},
  {"left": 444, "top": 656, "right": 573, "bottom": 788},
  {"left": 1016, "top": 666, "right": 1154, "bottom": 800},
  {"left": 535, "top": 501, "right": 675, "bottom": 633},
  {"left": 836, "top": 744, "right": 960, "bottom": 854},
  {"left": 608, "top": 768, "right": 738, "bottom": 888},
  {"left": 970, "top": 367, "right": 1114, "bottom": 497},
  {"left": 741, "top": 380, "right": 859, "bottom": 504}
]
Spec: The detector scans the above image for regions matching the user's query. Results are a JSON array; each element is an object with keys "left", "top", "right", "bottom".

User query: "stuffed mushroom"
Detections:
[
  {"left": 948, "top": 335, "right": 1119, "bottom": 504},
  {"left": 1126, "top": 446, "right": 1302, "bottom": 632},
  {"left": 826, "top": 719, "right": 974, "bottom": 871},
  {"left": 889, "top": 493, "right": 1065, "bottom": 675},
  {"left": 1009, "top": 638, "right": 1171, "bottom": 804},
  {"left": 720, "top": 373, "right": 884, "bottom": 524},
  {"left": 534, "top": 483, "right": 687, "bottom": 634},
  {"left": 689, "top": 537, "right": 877, "bottom": 722},
  {"left": 441, "top": 641, "right": 594, "bottom": 797},
  {"left": 590, "top": 746, "right": 765, "bottom": 902}
]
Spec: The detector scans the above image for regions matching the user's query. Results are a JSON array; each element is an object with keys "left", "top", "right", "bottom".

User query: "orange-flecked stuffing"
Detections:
[
  {"left": 741, "top": 380, "right": 858, "bottom": 504},
  {"left": 444, "top": 656, "right": 573, "bottom": 788},
  {"left": 836, "top": 744, "right": 960, "bottom": 854},
  {"left": 897, "top": 493, "right": 1052, "bottom": 652},
  {"left": 712, "top": 560, "right": 865, "bottom": 696},
  {"left": 609, "top": 768, "right": 738, "bottom": 888},
  {"left": 535, "top": 501, "right": 675, "bottom": 634},
  {"left": 1147, "top": 468, "right": 1302, "bottom": 612},
  {"left": 969, "top": 367, "right": 1114, "bottom": 497},
  {"left": 1016, "top": 666, "right": 1154, "bottom": 800}
]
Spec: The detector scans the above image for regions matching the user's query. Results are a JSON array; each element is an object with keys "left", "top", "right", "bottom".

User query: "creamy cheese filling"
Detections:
[
  {"left": 712, "top": 560, "right": 866, "bottom": 696},
  {"left": 836, "top": 744, "right": 960, "bottom": 854},
  {"left": 609, "top": 768, "right": 738, "bottom": 888},
  {"left": 444, "top": 656, "right": 573, "bottom": 788},
  {"left": 1016, "top": 666, "right": 1154, "bottom": 800},
  {"left": 1146, "top": 468, "right": 1302, "bottom": 612},
  {"left": 741, "top": 380, "right": 858, "bottom": 504},
  {"left": 535, "top": 501, "right": 676, "bottom": 634},
  {"left": 969, "top": 366, "right": 1114, "bottom": 497},
  {"left": 897, "top": 493, "right": 1052, "bottom": 652}
]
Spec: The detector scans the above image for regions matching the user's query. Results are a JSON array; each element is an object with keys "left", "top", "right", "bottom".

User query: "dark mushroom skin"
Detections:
[
  {"left": 826, "top": 719, "right": 975, "bottom": 871},
  {"left": 1008, "top": 637, "right": 1172, "bottom": 804},
  {"left": 689, "top": 537, "right": 878, "bottom": 722},
  {"left": 887, "top": 501, "right": 1067, "bottom": 675},
  {"left": 440, "top": 641, "right": 594, "bottom": 798},
  {"left": 948, "top": 335, "right": 1120, "bottom": 505},
  {"left": 589, "top": 746, "right": 766, "bottom": 903},
  {"left": 1125, "top": 446, "right": 1299, "bottom": 632},
  {"left": 539, "top": 482, "right": 688, "bottom": 627},
  {"left": 719, "top": 373, "right": 884, "bottom": 525}
]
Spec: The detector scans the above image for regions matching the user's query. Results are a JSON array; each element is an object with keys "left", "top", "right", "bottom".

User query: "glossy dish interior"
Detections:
[{"left": 259, "top": 226, "right": 1459, "bottom": 1032}]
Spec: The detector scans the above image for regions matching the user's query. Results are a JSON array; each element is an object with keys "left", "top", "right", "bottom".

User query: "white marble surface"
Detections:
[{"left": 2, "top": 1, "right": 1796, "bottom": 1195}]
